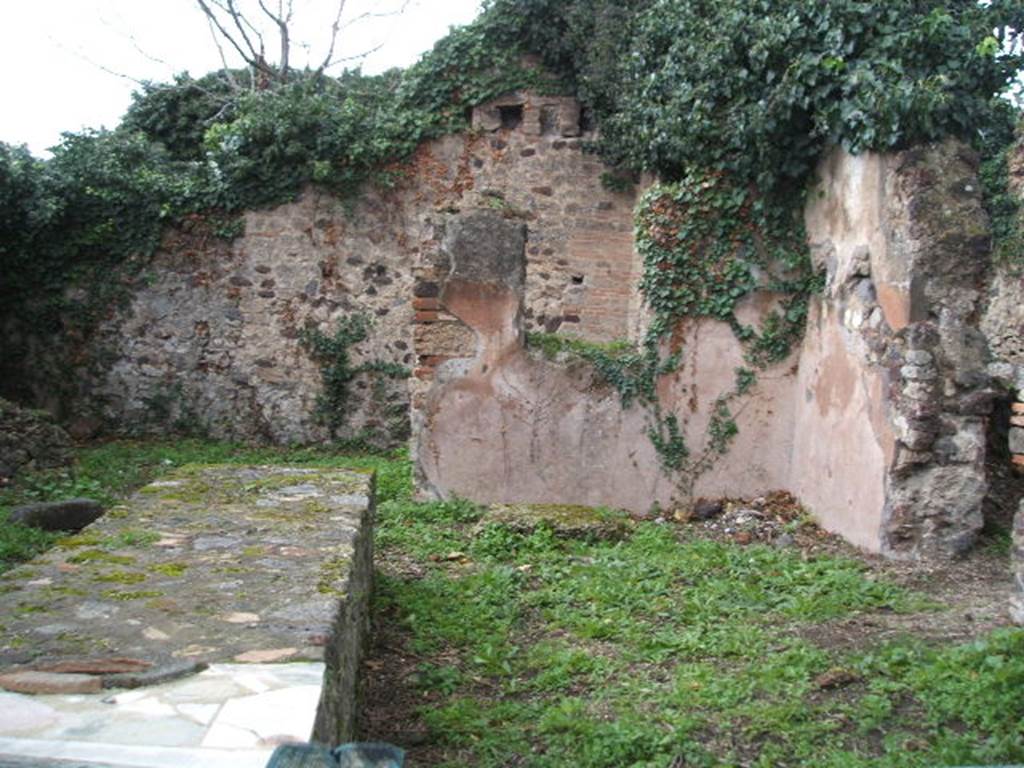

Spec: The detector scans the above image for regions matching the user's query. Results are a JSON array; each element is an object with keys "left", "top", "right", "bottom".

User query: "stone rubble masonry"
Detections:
[
  {"left": 982, "top": 135, "right": 1024, "bottom": 369},
  {"left": 799, "top": 139, "right": 994, "bottom": 559},
  {"left": 0, "top": 398, "right": 72, "bottom": 482},
  {"left": 1011, "top": 400, "right": 1024, "bottom": 483},
  {"left": 414, "top": 140, "right": 1003, "bottom": 561},
  {"left": 1011, "top": 404, "right": 1024, "bottom": 462},
  {"left": 7, "top": 90, "right": 638, "bottom": 446}
]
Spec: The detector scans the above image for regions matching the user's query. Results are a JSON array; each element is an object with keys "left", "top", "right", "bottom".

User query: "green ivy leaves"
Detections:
[{"left": 299, "top": 315, "right": 410, "bottom": 437}]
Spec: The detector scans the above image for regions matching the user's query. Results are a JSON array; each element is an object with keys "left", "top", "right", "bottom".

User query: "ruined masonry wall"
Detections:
[
  {"left": 60, "top": 92, "right": 638, "bottom": 444},
  {"left": 414, "top": 140, "right": 1000, "bottom": 560},
  {"left": 796, "top": 141, "right": 993, "bottom": 558}
]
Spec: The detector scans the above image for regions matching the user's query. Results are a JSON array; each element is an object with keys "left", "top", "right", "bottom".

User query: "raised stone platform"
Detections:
[{"left": 0, "top": 465, "right": 375, "bottom": 762}]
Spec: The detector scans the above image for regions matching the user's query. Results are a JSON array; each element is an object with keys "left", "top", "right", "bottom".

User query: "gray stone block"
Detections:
[
  {"left": 8, "top": 499, "right": 104, "bottom": 532},
  {"left": 443, "top": 210, "right": 528, "bottom": 292}
]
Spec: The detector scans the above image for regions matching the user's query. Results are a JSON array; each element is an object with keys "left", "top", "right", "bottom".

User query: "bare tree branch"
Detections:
[
  {"left": 196, "top": 0, "right": 255, "bottom": 69},
  {"left": 52, "top": 37, "right": 150, "bottom": 89},
  {"left": 225, "top": 0, "right": 268, "bottom": 69},
  {"left": 257, "top": 0, "right": 290, "bottom": 76},
  {"left": 196, "top": 0, "right": 276, "bottom": 83},
  {"left": 97, "top": 13, "right": 177, "bottom": 74},
  {"left": 197, "top": 0, "right": 411, "bottom": 84},
  {"left": 205, "top": 15, "right": 241, "bottom": 91},
  {"left": 316, "top": 0, "right": 349, "bottom": 75}
]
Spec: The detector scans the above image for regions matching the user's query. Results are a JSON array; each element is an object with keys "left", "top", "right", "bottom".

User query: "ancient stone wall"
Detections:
[
  {"left": 983, "top": 139, "right": 1024, "bottom": 369},
  {"left": 27, "top": 91, "right": 638, "bottom": 444},
  {"left": 797, "top": 140, "right": 994, "bottom": 558},
  {"left": 413, "top": 140, "right": 1001, "bottom": 560},
  {"left": 1014, "top": 500, "right": 1024, "bottom": 626},
  {"left": 0, "top": 398, "right": 71, "bottom": 482},
  {"left": 70, "top": 193, "right": 416, "bottom": 445}
]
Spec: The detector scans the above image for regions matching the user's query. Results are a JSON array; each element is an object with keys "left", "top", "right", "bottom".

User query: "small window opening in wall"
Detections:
[
  {"left": 499, "top": 104, "right": 524, "bottom": 130},
  {"left": 571, "top": 274, "right": 585, "bottom": 285}
]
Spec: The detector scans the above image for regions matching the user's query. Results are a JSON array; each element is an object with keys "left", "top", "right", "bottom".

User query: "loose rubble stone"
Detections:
[
  {"left": 0, "top": 398, "right": 71, "bottom": 481},
  {"left": 773, "top": 533, "right": 796, "bottom": 549},
  {"left": 8, "top": 499, "right": 104, "bottom": 532},
  {"left": 692, "top": 499, "right": 724, "bottom": 521}
]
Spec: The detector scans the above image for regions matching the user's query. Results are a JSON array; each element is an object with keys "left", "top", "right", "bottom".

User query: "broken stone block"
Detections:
[
  {"left": 691, "top": 498, "right": 724, "bottom": 521},
  {"left": 900, "top": 364, "right": 938, "bottom": 382},
  {"left": 472, "top": 107, "right": 502, "bottom": 132},
  {"left": 8, "top": 499, "right": 104, "bottom": 532}
]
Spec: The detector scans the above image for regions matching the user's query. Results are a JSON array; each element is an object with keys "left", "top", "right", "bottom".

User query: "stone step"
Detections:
[{"left": 0, "top": 466, "right": 375, "bottom": 753}]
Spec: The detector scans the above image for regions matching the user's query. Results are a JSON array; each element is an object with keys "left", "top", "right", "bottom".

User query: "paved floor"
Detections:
[{"left": 0, "top": 663, "right": 324, "bottom": 767}]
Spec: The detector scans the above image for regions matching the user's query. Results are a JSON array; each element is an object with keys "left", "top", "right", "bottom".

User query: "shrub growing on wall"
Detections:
[{"left": 1, "top": 0, "right": 1023, "bottom": 406}]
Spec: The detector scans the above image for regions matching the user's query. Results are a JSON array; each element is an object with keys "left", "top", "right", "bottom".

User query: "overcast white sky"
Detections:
[{"left": 1, "top": 0, "right": 484, "bottom": 156}]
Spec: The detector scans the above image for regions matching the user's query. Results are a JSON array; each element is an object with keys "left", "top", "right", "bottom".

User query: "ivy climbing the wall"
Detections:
[
  {"left": 598, "top": 175, "right": 815, "bottom": 500},
  {"left": 2, "top": 0, "right": 1024, "bottom": 436},
  {"left": 0, "top": 12, "right": 560, "bottom": 366},
  {"left": 532, "top": 168, "right": 818, "bottom": 500},
  {"left": 514, "top": 0, "right": 1024, "bottom": 503},
  {"left": 299, "top": 315, "right": 410, "bottom": 443}
]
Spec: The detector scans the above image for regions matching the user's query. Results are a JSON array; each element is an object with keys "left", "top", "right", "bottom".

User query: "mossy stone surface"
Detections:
[{"left": 0, "top": 464, "right": 374, "bottom": 700}]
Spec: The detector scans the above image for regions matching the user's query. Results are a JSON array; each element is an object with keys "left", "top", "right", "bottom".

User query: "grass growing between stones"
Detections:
[{"left": 368, "top": 496, "right": 1024, "bottom": 767}]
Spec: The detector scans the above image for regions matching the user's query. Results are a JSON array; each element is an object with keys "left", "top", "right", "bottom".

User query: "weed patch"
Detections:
[{"left": 365, "top": 484, "right": 1024, "bottom": 767}]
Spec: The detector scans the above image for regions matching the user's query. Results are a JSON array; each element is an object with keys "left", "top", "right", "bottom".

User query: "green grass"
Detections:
[
  {"left": 2, "top": 440, "right": 1022, "bottom": 765},
  {"left": 372, "top": 485, "right": 1024, "bottom": 767}
]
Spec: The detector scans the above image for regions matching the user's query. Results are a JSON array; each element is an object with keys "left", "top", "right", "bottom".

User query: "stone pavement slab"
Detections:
[{"left": 0, "top": 663, "right": 323, "bottom": 766}]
